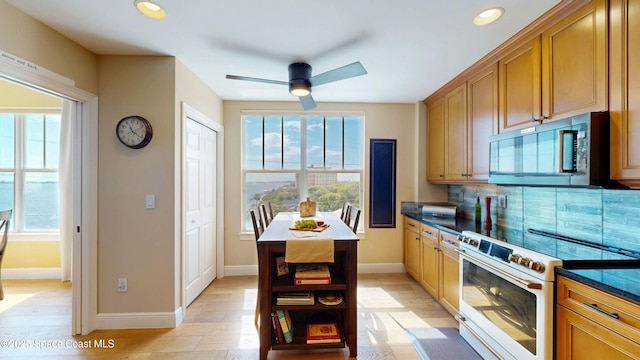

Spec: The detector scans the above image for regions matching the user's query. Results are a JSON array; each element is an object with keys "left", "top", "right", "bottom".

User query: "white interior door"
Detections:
[{"left": 184, "top": 117, "right": 217, "bottom": 306}]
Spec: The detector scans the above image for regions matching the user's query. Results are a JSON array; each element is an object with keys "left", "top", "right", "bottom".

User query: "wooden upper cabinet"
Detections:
[
  {"left": 499, "top": 37, "right": 542, "bottom": 133},
  {"left": 427, "top": 97, "right": 445, "bottom": 181},
  {"left": 541, "top": 0, "right": 607, "bottom": 120},
  {"left": 467, "top": 64, "right": 498, "bottom": 182},
  {"left": 444, "top": 83, "right": 468, "bottom": 181},
  {"left": 610, "top": 0, "right": 640, "bottom": 187}
]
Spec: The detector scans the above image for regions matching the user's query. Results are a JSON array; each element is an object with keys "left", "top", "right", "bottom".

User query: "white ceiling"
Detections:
[{"left": 7, "top": 0, "right": 561, "bottom": 106}]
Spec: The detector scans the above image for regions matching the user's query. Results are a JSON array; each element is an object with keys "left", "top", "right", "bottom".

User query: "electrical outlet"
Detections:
[
  {"left": 498, "top": 195, "right": 507, "bottom": 208},
  {"left": 458, "top": 191, "right": 464, "bottom": 202},
  {"left": 118, "top": 278, "right": 127, "bottom": 292}
]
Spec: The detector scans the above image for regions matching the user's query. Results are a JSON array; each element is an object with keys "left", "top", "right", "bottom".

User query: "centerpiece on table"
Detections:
[{"left": 299, "top": 197, "right": 316, "bottom": 217}]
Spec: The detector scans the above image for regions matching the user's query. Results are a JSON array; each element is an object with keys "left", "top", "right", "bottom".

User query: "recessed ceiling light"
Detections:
[
  {"left": 473, "top": 7, "right": 504, "bottom": 26},
  {"left": 134, "top": 0, "right": 167, "bottom": 19}
]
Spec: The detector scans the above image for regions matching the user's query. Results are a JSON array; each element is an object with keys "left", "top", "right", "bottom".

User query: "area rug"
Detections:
[{"left": 404, "top": 327, "right": 483, "bottom": 360}]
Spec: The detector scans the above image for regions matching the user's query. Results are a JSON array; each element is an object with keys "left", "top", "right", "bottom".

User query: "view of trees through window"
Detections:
[{"left": 243, "top": 114, "right": 363, "bottom": 230}]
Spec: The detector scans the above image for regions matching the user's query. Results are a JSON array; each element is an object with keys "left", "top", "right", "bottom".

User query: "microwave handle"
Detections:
[{"left": 558, "top": 130, "right": 578, "bottom": 173}]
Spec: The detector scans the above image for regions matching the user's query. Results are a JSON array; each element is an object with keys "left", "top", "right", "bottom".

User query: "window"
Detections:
[
  {"left": 243, "top": 114, "right": 363, "bottom": 231},
  {"left": 0, "top": 112, "right": 61, "bottom": 232}
]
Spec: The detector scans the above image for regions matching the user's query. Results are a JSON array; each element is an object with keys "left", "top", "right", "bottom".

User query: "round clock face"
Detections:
[{"left": 116, "top": 115, "right": 153, "bottom": 149}]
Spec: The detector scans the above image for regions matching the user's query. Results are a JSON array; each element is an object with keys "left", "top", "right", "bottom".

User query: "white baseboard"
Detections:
[
  {"left": 223, "top": 263, "right": 406, "bottom": 277},
  {"left": 358, "top": 263, "right": 405, "bottom": 273},
  {"left": 224, "top": 265, "right": 258, "bottom": 276},
  {"left": 2, "top": 267, "right": 62, "bottom": 279},
  {"left": 96, "top": 308, "right": 183, "bottom": 330}
]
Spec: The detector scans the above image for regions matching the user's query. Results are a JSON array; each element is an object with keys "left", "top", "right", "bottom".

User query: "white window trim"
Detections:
[{"left": 240, "top": 111, "right": 365, "bottom": 236}]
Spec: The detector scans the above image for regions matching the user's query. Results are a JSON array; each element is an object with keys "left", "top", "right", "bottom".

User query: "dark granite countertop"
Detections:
[
  {"left": 556, "top": 263, "right": 640, "bottom": 304},
  {"left": 401, "top": 210, "right": 497, "bottom": 237}
]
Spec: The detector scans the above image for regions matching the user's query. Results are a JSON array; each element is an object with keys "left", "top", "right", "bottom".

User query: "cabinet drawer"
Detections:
[
  {"left": 557, "top": 275, "right": 640, "bottom": 343},
  {"left": 439, "top": 231, "right": 459, "bottom": 250},
  {"left": 405, "top": 217, "right": 420, "bottom": 232},
  {"left": 420, "top": 223, "right": 438, "bottom": 239}
]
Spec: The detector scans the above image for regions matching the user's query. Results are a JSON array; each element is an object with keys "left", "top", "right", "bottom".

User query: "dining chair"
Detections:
[
  {"left": 346, "top": 205, "right": 360, "bottom": 234},
  {"left": 342, "top": 203, "right": 353, "bottom": 225},
  {"left": 249, "top": 207, "right": 264, "bottom": 331},
  {"left": 339, "top": 202, "right": 350, "bottom": 223},
  {"left": 261, "top": 202, "right": 274, "bottom": 227},
  {"left": 0, "top": 209, "right": 12, "bottom": 301}
]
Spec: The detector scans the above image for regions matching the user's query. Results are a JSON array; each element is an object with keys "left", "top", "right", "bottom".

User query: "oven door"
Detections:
[{"left": 456, "top": 250, "right": 554, "bottom": 360}]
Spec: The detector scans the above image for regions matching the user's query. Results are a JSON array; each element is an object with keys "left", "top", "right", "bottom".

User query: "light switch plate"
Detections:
[{"left": 145, "top": 194, "right": 155, "bottom": 209}]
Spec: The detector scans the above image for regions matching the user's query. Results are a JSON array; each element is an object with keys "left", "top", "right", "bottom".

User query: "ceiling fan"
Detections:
[{"left": 226, "top": 61, "right": 367, "bottom": 110}]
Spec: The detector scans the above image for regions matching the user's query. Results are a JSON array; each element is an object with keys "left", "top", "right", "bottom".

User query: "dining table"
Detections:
[{"left": 257, "top": 211, "right": 359, "bottom": 360}]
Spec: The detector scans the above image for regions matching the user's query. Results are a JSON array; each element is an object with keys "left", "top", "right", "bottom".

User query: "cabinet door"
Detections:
[
  {"left": 404, "top": 228, "right": 420, "bottom": 280},
  {"left": 556, "top": 306, "right": 640, "bottom": 360},
  {"left": 444, "top": 83, "right": 468, "bottom": 181},
  {"left": 541, "top": 0, "right": 607, "bottom": 120},
  {"left": 420, "top": 235, "right": 439, "bottom": 298},
  {"left": 438, "top": 233, "right": 459, "bottom": 315},
  {"left": 467, "top": 64, "right": 498, "bottom": 182},
  {"left": 427, "top": 98, "right": 445, "bottom": 181},
  {"left": 610, "top": 0, "right": 640, "bottom": 187},
  {"left": 499, "top": 37, "right": 542, "bottom": 133}
]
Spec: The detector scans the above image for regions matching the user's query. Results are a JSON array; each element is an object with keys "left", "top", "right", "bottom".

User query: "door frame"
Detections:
[
  {"left": 0, "top": 53, "right": 98, "bottom": 335},
  {"left": 180, "top": 102, "right": 224, "bottom": 317}
]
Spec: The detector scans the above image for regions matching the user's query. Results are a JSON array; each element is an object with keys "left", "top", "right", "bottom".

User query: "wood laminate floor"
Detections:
[{"left": 0, "top": 273, "right": 458, "bottom": 359}]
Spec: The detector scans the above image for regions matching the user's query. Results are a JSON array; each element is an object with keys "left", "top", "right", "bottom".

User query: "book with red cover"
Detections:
[
  {"left": 271, "top": 311, "right": 284, "bottom": 343},
  {"left": 306, "top": 323, "right": 341, "bottom": 344}
]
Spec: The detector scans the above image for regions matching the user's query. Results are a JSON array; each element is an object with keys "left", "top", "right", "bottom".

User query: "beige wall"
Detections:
[
  {"left": 0, "top": 1, "right": 97, "bottom": 94},
  {"left": 223, "top": 100, "right": 444, "bottom": 267},
  {"left": 97, "top": 55, "right": 177, "bottom": 313},
  {"left": 97, "top": 56, "right": 225, "bottom": 314}
]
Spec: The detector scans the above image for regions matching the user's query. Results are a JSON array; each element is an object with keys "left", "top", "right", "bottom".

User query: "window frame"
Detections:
[
  {"left": 241, "top": 111, "right": 365, "bottom": 233},
  {"left": 0, "top": 109, "right": 62, "bottom": 234}
]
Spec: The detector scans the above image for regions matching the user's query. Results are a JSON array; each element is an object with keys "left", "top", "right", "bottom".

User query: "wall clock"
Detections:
[{"left": 116, "top": 115, "right": 153, "bottom": 149}]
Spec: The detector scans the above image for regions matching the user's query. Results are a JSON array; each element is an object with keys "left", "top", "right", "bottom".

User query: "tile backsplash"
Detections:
[{"left": 448, "top": 184, "right": 640, "bottom": 255}]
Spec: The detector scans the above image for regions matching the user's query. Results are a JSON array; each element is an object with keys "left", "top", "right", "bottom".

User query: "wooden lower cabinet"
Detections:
[
  {"left": 403, "top": 217, "right": 420, "bottom": 280},
  {"left": 419, "top": 224, "right": 439, "bottom": 298},
  {"left": 438, "top": 231, "right": 459, "bottom": 315},
  {"left": 402, "top": 216, "right": 460, "bottom": 315},
  {"left": 556, "top": 275, "right": 640, "bottom": 359},
  {"left": 556, "top": 306, "right": 640, "bottom": 359}
]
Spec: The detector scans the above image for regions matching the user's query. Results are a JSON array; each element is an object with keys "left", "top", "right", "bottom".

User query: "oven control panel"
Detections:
[{"left": 458, "top": 231, "right": 562, "bottom": 280}]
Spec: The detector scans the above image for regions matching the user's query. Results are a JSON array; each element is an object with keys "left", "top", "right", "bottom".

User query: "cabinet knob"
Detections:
[{"left": 439, "top": 174, "right": 444, "bottom": 178}]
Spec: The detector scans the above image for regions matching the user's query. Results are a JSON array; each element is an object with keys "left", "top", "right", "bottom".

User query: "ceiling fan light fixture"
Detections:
[
  {"left": 290, "top": 83, "right": 311, "bottom": 97},
  {"left": 134, "top": 0, "right": 167, "bottom": 19},
  {"left": 473, "top": 7, "right": 504, "bottom": 26}
]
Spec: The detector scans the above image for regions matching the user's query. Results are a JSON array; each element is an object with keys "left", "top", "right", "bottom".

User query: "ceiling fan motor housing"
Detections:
[{"left": 289, "top": 63, "right": 312, "bottom": 94}]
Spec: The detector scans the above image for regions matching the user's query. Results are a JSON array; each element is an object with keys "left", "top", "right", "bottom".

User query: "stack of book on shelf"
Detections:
[
  {"left": 271, "top": 310, "right": 294, "bottom": 344},
  {"left": 276, "top": 291, "right": 315, "bottom": 305},
  {"left": 294, "top": 264, "right": 331, "bottom": 285},
  {"left": 306, "top": 322, "right": 342, "bottom": 344}
]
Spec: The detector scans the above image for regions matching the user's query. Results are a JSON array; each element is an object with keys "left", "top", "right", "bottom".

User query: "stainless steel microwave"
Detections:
[{"left": 488, "top": 112, "right": 621, "bottom": 187}]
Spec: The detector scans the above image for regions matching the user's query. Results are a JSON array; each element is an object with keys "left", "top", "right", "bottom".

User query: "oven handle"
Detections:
[
  {"left": 455, "top": 248, "right": 543, "bottom": 290},
  {"left": 455, "top": 314, "right": 505, "bottom": 360}
]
